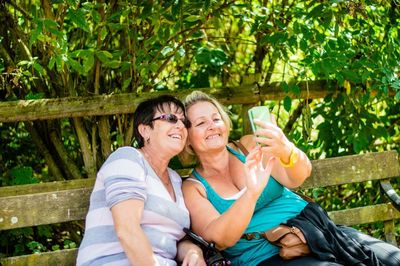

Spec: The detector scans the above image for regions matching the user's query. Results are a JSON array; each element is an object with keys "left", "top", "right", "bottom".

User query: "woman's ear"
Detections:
[{"left": 138, "top": 124, "right": 150, "bottom": 141}]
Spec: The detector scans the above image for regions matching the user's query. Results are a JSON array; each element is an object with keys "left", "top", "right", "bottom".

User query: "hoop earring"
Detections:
[{"left": 146, "top": 138, "right": 150, "bottom": 144}]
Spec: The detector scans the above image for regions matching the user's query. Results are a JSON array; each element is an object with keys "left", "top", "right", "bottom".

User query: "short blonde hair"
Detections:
[
  {"left": 184, "top": 90, "right": 232, "bottom": 132},
  {"left": 181, "top": 91, "right": 232, "bottom": 159}
]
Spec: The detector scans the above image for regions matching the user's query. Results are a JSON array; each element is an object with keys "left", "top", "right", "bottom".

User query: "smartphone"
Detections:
[{"left": 248, "top": 106, "right": 271, "bottom": 133}]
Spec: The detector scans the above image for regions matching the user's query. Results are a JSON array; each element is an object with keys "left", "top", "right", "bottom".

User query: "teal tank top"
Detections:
[{"left": 192, "top": 146, "right": 308, "bottom": 266}]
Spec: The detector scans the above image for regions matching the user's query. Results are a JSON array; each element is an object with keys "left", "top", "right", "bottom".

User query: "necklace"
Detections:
[{"left": 141, "top": 149, "right": 171, "bottom": 187}]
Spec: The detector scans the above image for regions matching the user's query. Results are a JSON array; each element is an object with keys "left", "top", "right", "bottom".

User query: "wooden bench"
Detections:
[{"left": 1, "top": 151, "right": 400, "bottom": 265}]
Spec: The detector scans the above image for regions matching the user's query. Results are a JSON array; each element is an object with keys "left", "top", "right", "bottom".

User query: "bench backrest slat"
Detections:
[
  {"left": 0, "top": 248, "right": 78, "bottom": 266},
  {"left": 301, "top": 151, "right": 399, "bottom": 189}
]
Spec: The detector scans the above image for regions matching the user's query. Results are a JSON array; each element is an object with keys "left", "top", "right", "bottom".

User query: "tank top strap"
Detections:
[
  {"left": 226, "top": 145, "right": 246, "bottom": 163},
  {"left": 192, "top": 169, "right": 212, "bottom": 189}
]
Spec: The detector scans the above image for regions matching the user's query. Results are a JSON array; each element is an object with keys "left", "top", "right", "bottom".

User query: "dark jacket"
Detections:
[{"left": 285, "top": 202, "right": 382, "bottom": 266}]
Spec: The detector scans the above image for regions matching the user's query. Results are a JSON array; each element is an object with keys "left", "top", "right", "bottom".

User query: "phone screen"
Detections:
[{"left": 248, "top": 106, "right": 271, "bottom": 133}]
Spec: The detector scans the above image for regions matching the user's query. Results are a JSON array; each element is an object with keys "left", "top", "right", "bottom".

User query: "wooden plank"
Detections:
[
  {"left": 0, "top": 188, "right": 92, "bottom": 230},
  {"left": 0, "top": 81, "right": 331, "bottom": 123},
  {"left": 328, "top": 203, "right": 400, "bottom": 226},
  {"left": 0, "top": 248, "right": 77, "bottom": 266},
  {"left": 301, "top": 151, "right": 400, "bottom": 189},
  {"left": 0, "top": 178, "right": 95, "bottom": 197}
]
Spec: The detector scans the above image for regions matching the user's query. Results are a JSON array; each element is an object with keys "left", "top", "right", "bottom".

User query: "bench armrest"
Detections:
[{"left": 380, "top": 179, "right": 400, "bottom": 211}]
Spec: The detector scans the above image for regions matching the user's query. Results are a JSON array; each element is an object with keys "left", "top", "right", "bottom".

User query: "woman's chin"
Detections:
[{"left": 205, "top": 141, "right": 226, "bottom": 151}]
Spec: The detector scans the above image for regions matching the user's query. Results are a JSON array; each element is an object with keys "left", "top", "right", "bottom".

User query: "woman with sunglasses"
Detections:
[
  {"left": 77, "top": 95, "right": 205, "bottom": 266},
  {"left": 181, "top": 91, "right": 400, "bottom": 266}
]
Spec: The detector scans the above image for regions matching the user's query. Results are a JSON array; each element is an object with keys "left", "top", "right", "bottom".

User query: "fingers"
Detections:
[
  {"left": 254, "top": 126, "right": 283, "bottom": 141},
  {"left": 245, "top": 147, "right": 261, "bottom": 169}
]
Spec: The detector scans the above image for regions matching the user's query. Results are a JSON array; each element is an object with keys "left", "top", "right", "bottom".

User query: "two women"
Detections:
[
  {"left": 182, "top": 91, "right": 400, "bottom": 266},
  {"left": 77, "top": 95, "right": 205, "bottom": 266}
]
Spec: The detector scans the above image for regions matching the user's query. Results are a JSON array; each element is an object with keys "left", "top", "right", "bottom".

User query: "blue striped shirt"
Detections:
[{"left": 77, "top": 147, "right": 190, "bottom": 266}]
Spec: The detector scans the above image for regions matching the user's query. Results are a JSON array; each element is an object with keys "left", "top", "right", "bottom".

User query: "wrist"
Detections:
[
  {"left": 243, "top": 188, "right": 260, "bottom": 201},
  {"left": 279, "top": 142, "right": 298, "bottom": 168},
  {"left": 280, "top": 142, "right": 293, "bottom": 164}
]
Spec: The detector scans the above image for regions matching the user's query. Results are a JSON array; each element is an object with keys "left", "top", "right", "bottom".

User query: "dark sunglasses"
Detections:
[{"left": 151, "top": 114, "right": 191, "bottom": 128}]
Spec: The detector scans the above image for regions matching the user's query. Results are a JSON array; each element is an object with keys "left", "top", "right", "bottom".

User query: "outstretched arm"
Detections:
[{"left": 183, "top": 148, "right": 274, "bottom": 249}]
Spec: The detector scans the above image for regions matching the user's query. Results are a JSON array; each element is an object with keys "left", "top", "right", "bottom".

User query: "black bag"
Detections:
[{"left": 183, "top": 228, "right": 231, "bottom": 266}]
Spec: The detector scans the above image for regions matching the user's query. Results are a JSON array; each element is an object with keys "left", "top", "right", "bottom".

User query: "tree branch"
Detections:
[{"left": 25, "top": 122, "right": 64, "bottom": 181}]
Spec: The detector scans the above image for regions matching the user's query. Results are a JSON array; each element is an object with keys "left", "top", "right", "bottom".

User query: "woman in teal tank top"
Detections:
[
  {"left": 181, "top": 91, "right": 400, "bottom": 266},
  {"left": 181, "top": 91, "right": 313, "bottom": 265}
]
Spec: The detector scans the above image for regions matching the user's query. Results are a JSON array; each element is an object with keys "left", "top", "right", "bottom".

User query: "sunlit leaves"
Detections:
[
  {"left": 66, "top": 8, "right": 90, "bottom": 32},
  {"left": 195, "top": 47, "right": 228, "bottom": 76}
]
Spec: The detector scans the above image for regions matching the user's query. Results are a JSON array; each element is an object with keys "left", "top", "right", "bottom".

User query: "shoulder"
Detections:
[
  {"left": 99, "top": 147, "right": 146, "bottom": 177},
  {"left": 182, "top": 176, "right": 207, "bottom": 198},
  {"left": 102, "top": 147, "right": 143, "bottom": 166}
]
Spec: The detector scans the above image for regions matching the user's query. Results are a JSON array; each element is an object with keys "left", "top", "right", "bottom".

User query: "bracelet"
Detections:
[{"left": 279, "top": 143, "right": 298, "bottom": 168}]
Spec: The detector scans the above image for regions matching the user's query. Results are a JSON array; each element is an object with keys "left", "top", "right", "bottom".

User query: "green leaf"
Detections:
[
  {"left": 281, "top": 81, "right": 289, "bottom": 93},
  {"left": 91, "top": 10, "right": 101, "bottom": 24},
  {"left": 104, "top": 60, "right": 121, "bottom": 69},
  {"left": 395, "top": 91, "right": 400, "bottom": 101},
  {"left": 33, "top": 62, "right": 46, "bottom": 76},
  {"left": 291, "top": 84, "right": 301, "bottom": 96},
  {"left": 96, "top": 50, "right": 113, "bottom": 63},
  {"left": 43, "top": 19, "right": 59, "bottom": 30},
  {"left": 83, "top": 55, "right": 94, "bottom": 73},
  {"left": 67, "top": 8, "right": 90, "bottom": 32},
  {"left": 30, "top": 26, "right": 42, "bottom": 45},
  {"left": 184, "top": 15, "right": 200, "bottom": 22},
  {"left": 283, "top": 96, "right": 292, "bottom": 112},
  {"left": 68, "top": 58, "right": 85, "bottom": 74},
  {"left": 56, "top": 55, "right": 63, "bottom": 72},
  {"left": 122, "top": 77, "right": 132, "bottom": 91},
  {"left": 308, "top": 4, "right": 324, "bottom": 18}
]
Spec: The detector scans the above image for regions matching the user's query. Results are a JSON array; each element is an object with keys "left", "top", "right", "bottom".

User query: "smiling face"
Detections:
[
  {"left": 186, "top": 101, "right": 229, "bottom": 154},
  {"left": 141, "top": 103, "right": 188, "bottom": 157}
]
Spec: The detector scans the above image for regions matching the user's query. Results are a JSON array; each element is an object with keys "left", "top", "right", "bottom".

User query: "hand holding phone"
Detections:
[{"left": 248, "top": 106, "right": 271, "bottom": 134}]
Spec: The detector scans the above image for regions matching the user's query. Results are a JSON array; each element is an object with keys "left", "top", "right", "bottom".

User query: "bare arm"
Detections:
[
  {"left": 111, "top": 199, "right": 158, "bottom": 265},
  {"left": 183, "top": 148, "right": 273, "bottom": 249}
]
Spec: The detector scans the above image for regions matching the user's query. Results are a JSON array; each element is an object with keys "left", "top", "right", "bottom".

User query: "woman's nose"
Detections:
[
  {"left": 175, "top": 119, "right": 186, "bottom": 128},
  {"left": 207, "top": 120, "right": 217, "bottom": 130}
]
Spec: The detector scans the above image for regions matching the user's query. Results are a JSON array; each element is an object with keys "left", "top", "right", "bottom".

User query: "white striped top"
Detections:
[{"left": 76, "top": 147, "right": 190, "bottom": 266}]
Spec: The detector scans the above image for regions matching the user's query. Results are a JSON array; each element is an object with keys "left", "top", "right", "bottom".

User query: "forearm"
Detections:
[
  {"left": 201, "top": 191, "right": 258, "bottom": 249},
  {"left": 118, "top": 226, "right": 158, "bottom": 265},
  {"left": 283, "top": 146, "right": 312, "bottom": 187}
]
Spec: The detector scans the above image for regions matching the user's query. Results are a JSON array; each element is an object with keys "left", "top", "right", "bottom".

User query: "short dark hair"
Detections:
[{"left": 133, "top": 95, "right": 186, "bottom": 148}]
